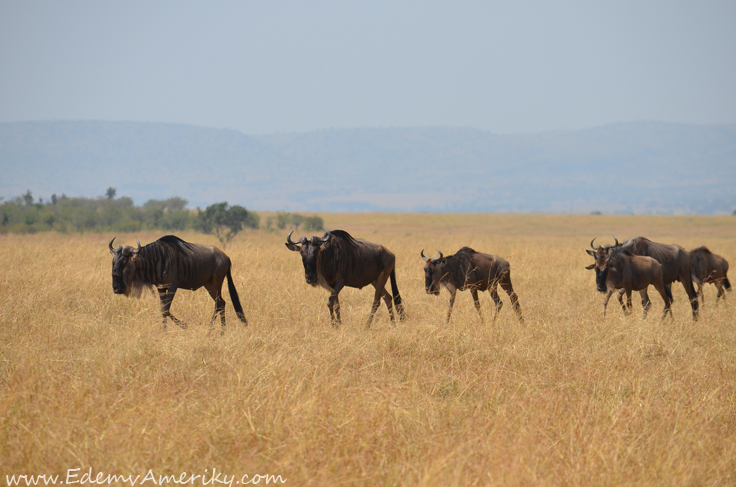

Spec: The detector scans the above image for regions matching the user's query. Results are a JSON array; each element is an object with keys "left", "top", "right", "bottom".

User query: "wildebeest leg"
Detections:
[
  {"left": 157, "top": 287, "right": 168, "bottom": 330},
  {"left": 695, "top": 280, "right": 705, "bottom": 305},
  {"left": 639, "top": 290, "right": 651, "bottom": 319},
  {"left": 446, "top": 287, "right": 457, "bottom": 324},
  {"left": 500, "top": 276, "right": 523, "bottom": 323},
  {"left": 367, "top": 269, "right": 392, "bottom": 330},
  {"left": 488, "top": 285, "right": 503, "bottom": 323},
  {"left": 379, "top": 287, "right": 396, "bottom": 325},
  {"left": 653, "top": 281, "right": 672, "bottom": 320},
  {"left": 328, "top": 280, "right": 345, "bottom": 328},
  {"left": 716, "top": 280, "right": 726, "bottom": 303},
  {"left": 602, "top": 289, "right": 614, "bottom": 319},
  {"left": 470, "top": 288, "right": 484, "bottom": 322},
  {"left": 680, "top": 274, "right": 699, "bottom": 321},
  {"left": 205, "top": 283, "right": 227, "bottom": 335},
  {"left": 158, "top": 285, "right": 186, "bottom": 330},
  {"left": 617, "top": 290, "right": 630, "bottom": 315}
]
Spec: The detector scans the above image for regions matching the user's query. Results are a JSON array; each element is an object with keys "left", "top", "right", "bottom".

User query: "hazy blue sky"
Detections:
[{"left": 1, "top": 1, "right": 735, "bottom": 134}]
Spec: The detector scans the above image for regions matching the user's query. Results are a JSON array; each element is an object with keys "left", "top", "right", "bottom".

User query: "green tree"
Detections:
[
  {"left": 196, "top": 202, "right": 259, "bottom": 248},
  {"left": 303, "top": 215, "right": 324, "bottom": 231},
  {"left": 106, "top": 187, "right": 117, "bottom": 199},
  {"left": 23, "top": 190, "right": 33, "bottom": 206},
  {"left": 276, "top": 212, "right": 290, "bottom": 230}
]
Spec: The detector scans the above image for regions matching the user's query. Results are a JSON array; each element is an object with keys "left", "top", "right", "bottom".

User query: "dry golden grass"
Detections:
[{"left": 1, "top": 213, "right": 735, "bottom": 486}]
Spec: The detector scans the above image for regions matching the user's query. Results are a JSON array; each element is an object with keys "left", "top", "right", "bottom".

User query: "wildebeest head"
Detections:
[
  {"left": 421, "top": 249, "right": 447, "bottom": 295},
  {"left": 285, "top": 230, "right": 332, "bottom": 285},
  {"left": 109, "top": 237, "right": 142, "bottom": 296},
  {"left": 585, "top": 237, "right": 618, "bottom": 292}
]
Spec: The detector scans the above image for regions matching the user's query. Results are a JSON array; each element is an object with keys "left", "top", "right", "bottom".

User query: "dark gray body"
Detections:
[
  {"left": 422, "top": 247, "right": 522, "bottom": 324},
  {"left": 586, "top": 247, "right": 672, "bottom": 320},
  {"left": 689, "top": 246, "right": 731, "bottom": 304},
  {"left": 286, "top": 229, "right": 405, "bottom": 328},
  {"left": 109, "top": 235, "right": 247, "bottom": 331},
  {"left": 619, "top": 237, "right": 698, "bottom": 319}
]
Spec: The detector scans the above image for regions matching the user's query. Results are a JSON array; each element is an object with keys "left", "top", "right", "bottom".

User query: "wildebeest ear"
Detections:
[
  {"left": 585, "top": 249, "right": 596, "bottom": 257},
  {"left": 285, "top": 242, "right": 301, "bottom": 251},
  {"left": 585, "top": 263, "right": 596, "bottom": 270}
]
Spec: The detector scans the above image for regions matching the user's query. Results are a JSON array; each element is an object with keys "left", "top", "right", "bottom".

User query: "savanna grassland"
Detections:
[{"left": 1, "top": 214, "right": 735, "bottom": 486}]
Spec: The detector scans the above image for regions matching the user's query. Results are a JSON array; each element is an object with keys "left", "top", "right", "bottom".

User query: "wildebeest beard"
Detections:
[
  {"left": 595, "top": 266, "right": 609, "bottom": 293},
  {"left": 112, "top": 251, "right": 153, "bottom": 299},
  {"left": 124, "top": 274, "right": 152, "bottom": 299}
]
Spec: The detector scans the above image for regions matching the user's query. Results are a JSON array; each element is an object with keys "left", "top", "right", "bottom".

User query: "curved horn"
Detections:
[
  {"left": 435, "top": 249, "right": 444, "bottom": 260},
  {"left": 109, "top": 237, "right": 116, "bottom": 254},
  {"left": 136, "top": 238, "right": 142, "bottom": 251},
  {"left": 286, "top": 230, "right": 297, "bottom": 245},
  {"left": 612, "top": 235, "right": 619, "bottom": 246},
  {"left": 286, "top": 231, "right": 307, "bottom": 246},
  {"left": 421, "top": 249, "right": 430, "bottom": 262},
  {"left": 590, "top": 238, "right": 597, "bottom": 250},
  {"left": 317, "top": 228, "right": 332, "bottom": 243}
]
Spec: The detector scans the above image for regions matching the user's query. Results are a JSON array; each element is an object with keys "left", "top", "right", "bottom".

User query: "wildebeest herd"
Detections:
[{"left": 108, "top": 230, "right": 731, "bottom": 332}]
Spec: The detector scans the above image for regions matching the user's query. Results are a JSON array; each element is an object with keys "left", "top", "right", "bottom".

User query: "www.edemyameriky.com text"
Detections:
[{"left": 6, "top": 468, "right": 287, "bottom": 486}]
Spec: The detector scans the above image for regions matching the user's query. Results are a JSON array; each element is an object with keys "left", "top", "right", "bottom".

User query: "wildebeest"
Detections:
[
  {"left": 689, "top": 246, "right": 731, "bottom": 304},
  {"left": 585, "top": 246, "right": 672, "bottom": 320},
  {"left": 591, "top": 236, "right": 699, "bottom": 320},
  {"left": 109, "top": 235, "right": 247, "bottom": 331},
  {"left": 421, "top": 247, "right": 523, "bottom": 324},
  {"left": 285, "top": 229, "right": 405, "bottom": 328}
]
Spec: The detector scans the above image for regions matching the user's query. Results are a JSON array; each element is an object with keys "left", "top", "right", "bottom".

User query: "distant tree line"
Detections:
[
  {"left": 266, "top": 212, "right": 324, "bottom": 232},
  {"left": 0, "top": 189, "right": 264, "bottom": 246}
]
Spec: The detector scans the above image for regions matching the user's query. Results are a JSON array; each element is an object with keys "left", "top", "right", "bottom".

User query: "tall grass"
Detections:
[{"left": 1, "top": 214, "right": 735, "bottom": 485}]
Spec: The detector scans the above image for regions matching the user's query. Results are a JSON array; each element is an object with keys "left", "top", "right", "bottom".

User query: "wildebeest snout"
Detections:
[
  {"left": 595, "top": 267, "right": 609, "bottom": 293},
  {"left": 112, "top": 273, "right": 126, "bottom": 294}
]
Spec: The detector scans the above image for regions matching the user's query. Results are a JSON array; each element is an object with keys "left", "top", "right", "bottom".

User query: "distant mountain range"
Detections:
[{"left": 1, "top": 120, "right": 735, "bottom": 214}]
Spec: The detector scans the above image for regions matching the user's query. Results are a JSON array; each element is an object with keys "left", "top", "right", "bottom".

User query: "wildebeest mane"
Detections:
[
  {"left": 445, "top": 247, "right": 478, "bottom": 286},
  {"left": 154, "top": 235, "right": 197, "bottom": 254},
  {"left": 609, "top": 248, "right": 635, "bottom": 262},
  {"left": 134, "top": 235, "right": 200, "bottom": 288},
  {"left": 690, "top": 246, "right": 711, "bottom": 255},
  {"left": 689, "top": 246, "right": 711, "bottom": 278},
  {"left": 319, "top": 230, "right": 367, "bottom": 278}
]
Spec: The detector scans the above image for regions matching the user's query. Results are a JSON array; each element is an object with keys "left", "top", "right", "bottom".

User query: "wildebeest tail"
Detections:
[
  {"left": 226, "top": 268, "right": 248, "bottom": 325},
  {"left": 725, "top": 277, "right": 732, "bottom": 291},
  {"left": 665, "top": 285, "right": 673, "bottom": 302},
  {"left": 389, "top": 268, "right": 405, "bottom": 320}
]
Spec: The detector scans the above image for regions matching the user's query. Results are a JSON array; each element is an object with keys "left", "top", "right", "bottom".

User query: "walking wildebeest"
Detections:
[
  {"left": 689, "top": 246, "right": 731, "bottom": 304},
  {"left": 109, "top": 235, "right": 247, "bottom": 332},
  {"left": 285, "top": 229, "right": 405, "bottom": 328},
  {"left": 586, "top": 246, "right": 672, "bottom": 320},
  {"left": 421, "top": 247, "right": 523, "bottom": 324},
  {"left": 591, "top": 236, "right": 699, "bottom": 320}
]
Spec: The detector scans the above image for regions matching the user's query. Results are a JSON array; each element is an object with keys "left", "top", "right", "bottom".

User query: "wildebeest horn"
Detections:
[
  {"left": 421, "top": 249, "right": 430, "bottom": 262},
  {"left": 435, "top": 249, "right": 444, "bottom": 260},
  {"left": 590, "top": 238, "right": 597, "bottom": 249},
  {"left": 109, "top": 237, "right": 116, "bottom": 255},
  {"left": 612, "top": 235, "right": 619, "bottom": 246},
  {"left": 136, "top": 238, "right": 141, "bottom": 251},
  {"left": 286, "top": 230, "right": 306, "bottom": 246},
  {"left": 317, "top": 228, "right": 332, "bottom": 244}
]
